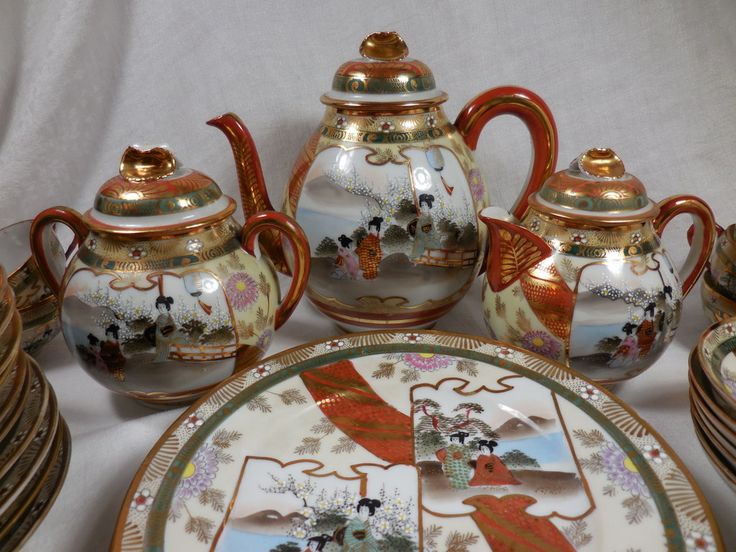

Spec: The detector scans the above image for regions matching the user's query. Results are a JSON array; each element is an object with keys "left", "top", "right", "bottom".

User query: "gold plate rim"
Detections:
[{"left": 0, "top": 352, "right": 32, "bottom": 443}]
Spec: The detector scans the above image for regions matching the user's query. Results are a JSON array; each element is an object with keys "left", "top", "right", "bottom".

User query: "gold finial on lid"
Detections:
[
  {"left": 119, "top": 146, "right": 177, "bottom": 182},
  {"left": 359, "top": 31, "right": 409, "bottom": 61},
  {"left": 579, "top": 148, "right": 625, "bottom": 178}
]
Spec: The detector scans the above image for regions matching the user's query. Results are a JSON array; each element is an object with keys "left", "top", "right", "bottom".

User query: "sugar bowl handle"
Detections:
[
  {"left": 653, "top": 195, "right": 716, "bottom": 297},
  {"left": 454, "top": 86, "right": 558, "bottom": 220},
  {"left": 30, "top": 207, "right": 89, "bottom": 295},
  {"left": 241, "top": 212, "right": 310, "bottom": 329}
]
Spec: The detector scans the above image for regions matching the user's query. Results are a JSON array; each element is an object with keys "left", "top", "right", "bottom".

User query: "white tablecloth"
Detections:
[
  {"left": 1, "top": 0, "right": 735, "bottom": 549},
  {"left": 23, "top": 279, "right": 736, "bottom": 550}
]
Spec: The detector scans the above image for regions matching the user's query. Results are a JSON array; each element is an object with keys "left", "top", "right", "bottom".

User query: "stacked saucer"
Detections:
[
  {"left": 0, "top": 267, "right": 70, "bottom": 551},
  {"left": 690, "top": 318, "right": 736, "bottom": 490}
]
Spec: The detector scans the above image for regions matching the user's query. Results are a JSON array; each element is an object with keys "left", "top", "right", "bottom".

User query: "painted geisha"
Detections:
[
  {"left": 436, "top": 431, "right": 473, "bottom": 489},
  {"left": 332, "top": 234, "right": 362, "bottom": 280},
  {"left": 153, "top": 295, "right": 184, "bottom": 363},
  {"left": 411, "top": 194, "right": 441, "bottom": 261},
  {"left": 334, "top": 498, "right": 381, "bottom": 552},
  {"left": 355, "top": 217, "right": 383, "bottom": 280},
  {"left": 469, "top": 439, "right": 521, "bottom": 487},
  {"left": 100, "top": 323, "right": 126, "bottom": 380}
]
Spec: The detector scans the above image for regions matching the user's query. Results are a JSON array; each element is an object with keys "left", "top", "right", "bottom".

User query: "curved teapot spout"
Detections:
[
  {"left": 208, "top": 113, "right": 289, "bottom": 272},
  {"left": 207, "top": 113, "right": 274, "bottom": 214},
  {"left": 478, "top": 207, "right": 553, "bottom": 292}
]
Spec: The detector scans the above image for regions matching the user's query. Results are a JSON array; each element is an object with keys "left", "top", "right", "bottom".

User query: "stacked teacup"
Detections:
[
  {"left": 0, "top": 266, "right": 70, "bottom": 550},
  {"left": 690, "top": 319, "right": 736, "bottom": 490}
]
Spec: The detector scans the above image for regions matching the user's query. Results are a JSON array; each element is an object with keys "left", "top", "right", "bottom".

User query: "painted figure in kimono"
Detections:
[
  {"left": 637, "top": 302, "right": 657, "bottom": 357},
  {"left": 334, "top": 498, "right": 381, "bottom": 552},
  {"left": 153, "top": 295, "right": 181, "bottom": 362},
  {"left": 86, "top": 333, "right": 107, "bottom": 372},
  {"left": 332, "top": 234, "right": 362, "bottom": 280},
  {"left": 411, "top": 194, "right": 441, "bottom": 262},
  {"left": 469, "top": 439, "right": 521, "bottom": 487},
  {"left": 100, "top": 323, "right": 126, "bottom": 380},
  {"left": 610, "top": 321, "right": 640, "bottom": 368},
  {"left": 436, "top": 430, "right": 472, "bottom": 489},
  {"left": 305, "top": 534, "right": 333, "bottom": 551},
  {"left": 355, "top": 217, "right": 383, "bottom": 280}
]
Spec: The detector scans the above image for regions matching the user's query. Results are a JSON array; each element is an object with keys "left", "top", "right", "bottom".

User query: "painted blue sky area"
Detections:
[
  {"left": 297, "top": 206, "right": 363, "bottom": 249},
  {"left": 494, "top": 431, "right": 573, "bottom": 468},
  {"left": 216, "top": 528, "right": 305, "bottom": 552},
  {"left": 569, "top": 323, "right": 624, "bottom": 357}
]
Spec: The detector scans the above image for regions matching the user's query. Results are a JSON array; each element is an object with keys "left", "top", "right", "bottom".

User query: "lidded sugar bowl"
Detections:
[
  {"left": 30, "top": 145, "right": 310, "bottom": 405},
  {"left": 480, "top": 148, "right": 716, "bottom": 383},
  {"left": 212, "top": 31, "right": 558, "bottom": 330}
]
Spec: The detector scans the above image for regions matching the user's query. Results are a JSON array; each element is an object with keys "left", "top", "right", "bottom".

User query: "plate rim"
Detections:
[{"left": 110, "top": 329, "right": 726, "bottom": 552}]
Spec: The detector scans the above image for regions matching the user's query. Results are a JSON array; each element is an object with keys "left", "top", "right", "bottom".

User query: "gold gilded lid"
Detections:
[
  {"left": 323, "top": 31, "right": 446, "bottom": 108},
  {"left": 529, "top": 148, "right": 657, "bottom": 224},
  {"left": 86, "top": 146, "right": 235, "bottom": 234}
]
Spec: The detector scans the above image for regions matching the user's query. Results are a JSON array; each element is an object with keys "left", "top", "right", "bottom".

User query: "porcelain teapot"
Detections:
[
  {"left": 209, "top": 31, "right": 558, "bottom": 330},
  {"left": 30, "top": 144, "right": 310, "bottom": 406},
  {"left": 479, "top": 147, "right": 716, "bottom": 383}
]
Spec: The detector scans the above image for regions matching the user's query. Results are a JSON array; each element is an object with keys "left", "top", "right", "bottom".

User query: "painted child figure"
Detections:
[
  {"left": 333, "top": 498, "right": 381, "bottom": 552},
  {"left": 99, "top": 323, "right": 126, "bottom": 381},
  {"left": 469, "top": 439, "right": 521, "bottom": 486},
  {"left": 436, "top": 431, "right": 472, "bottom": 489},
  {"left": 332, "top": 234, "right": 362, "bottom": 280},
  {"left": 411, "top": 194, "right": 441, "bottom": 262},
  {"left": 355, "top": 217, "right": 383, "bottom": 280}
]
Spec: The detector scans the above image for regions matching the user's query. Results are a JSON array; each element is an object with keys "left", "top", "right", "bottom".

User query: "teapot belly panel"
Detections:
[
  {"left": 58, "top": 246, "right": 277, "bottom": 403},
  {"left": 292, "top": 137, "right": 486, "bottom": 328},
  {"left": 566, "top": 252, "right": 682, "bottom": 382},
  {"left": 483, "top": 250, "right": 683, "bottom": 382}
]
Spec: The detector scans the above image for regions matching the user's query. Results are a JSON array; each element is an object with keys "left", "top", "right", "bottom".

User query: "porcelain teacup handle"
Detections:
[
  {"left": 30, "top": 207, "right": 89, "bottom": 295},
  {"left": 241, "top": 211, "right": 311, "bottom": 329},
  {"left": 455, "top": 86, "right": 558, "bottom": 220},
  {"left": 653, "top": 195, "right": 716, "bottom": 297}
]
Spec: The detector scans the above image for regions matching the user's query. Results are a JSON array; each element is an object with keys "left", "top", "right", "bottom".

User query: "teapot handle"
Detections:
[
  {"left": 455, "top": 86, "right": 558, "bottom": 220},
  {"left": 653, "top": 195, "right": 716, "bottom": 297},
  {"left": 30, "top": 207, "right": 89, "bottom": 295},
  {"left": 241, "top": 211, "right": 311, "bottom": 329}
]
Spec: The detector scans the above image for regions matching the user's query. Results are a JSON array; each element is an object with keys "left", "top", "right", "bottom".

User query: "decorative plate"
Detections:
[
  {"left": 113, "top": 331, "right": 723, "bottom": 552},
  {"left": 698, "top": 320, "right": 736, "bottom": 415}
]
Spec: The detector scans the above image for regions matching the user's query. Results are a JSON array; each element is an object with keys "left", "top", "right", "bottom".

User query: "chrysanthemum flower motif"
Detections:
[
  {"left": 724, "top": 323, "right": 736, "bottom": 335},
  {"left": 335, "top": 116, "right": 347, "bottom": 129},
  {"left": 325, "top": 339, "right": 344, "bottom": 350},
  {"left": 128, "top": 246, "right": 147, "bottom": 259},
  {"left": 131, "top": 489, "right": 154, "bottom": 512},
  {"left": 253, "top": 364, "right": 271, "bottom": 378},
  {"left": 600, "top": 441, "right": 649, "bottom": 497},
  {"left": 529, "top": 219, "right": 541, "bottom": 232},
  {"left": 403, "top": 332, "right": 422, "bottom": 343},
  {"left": 87, "top": 238, "right": 97, "bottom": 250},
  {"left": 225, "top": 272, "right": 258, "bottom": 311},
  {"left": 630, "top": 232, "right": 642, "bottom": 244},
  {"left": 185, "top": 413, "right": 204, "bottom": 430},
  {"left": 579, "top": 384, "right": 600, "bottom": 401},
  {"left": 378, "top": 121, "right": 395, "bottom": 133},
  {"left": 571, "top": 232, "right": 587, "bottom": 245},
  {"left": 426, "top": 114, "right": 437, "bottom": 128},
  {"left": 685, "top": 530, "right": 716, "bottom": 552},
  {"left": 401, "top": 352, "right": 454, "bottom": 372},
  {"left": 185, "top": 238, "right": 203, "bottom": 253},
  {"left": 643, "top": 444, "right": 668, "bottom": 464},
  {"left": 520, "top": 330, "right": 561, "bottom": 359}
]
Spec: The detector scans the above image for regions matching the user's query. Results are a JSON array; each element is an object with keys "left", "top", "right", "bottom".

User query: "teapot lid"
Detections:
[
  {"left": 85, "top": 146, "right": 235, "bottom": 234},
  {"left": 321, "top": 31, "right": 447, "bottom": 108},
  {"left": 528, "top": 148, "right": 658, "bottom": 225}
]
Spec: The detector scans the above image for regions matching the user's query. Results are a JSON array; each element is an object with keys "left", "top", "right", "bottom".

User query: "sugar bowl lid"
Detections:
[
  {"left": 85, "top": 146, "right": 235, "bottom": 234},
  {"left": 528, "top": 148, "right": 658, "bottom": 224},
  {"left": 321, "top": 31, "right": 447, "bottom": 108}
]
